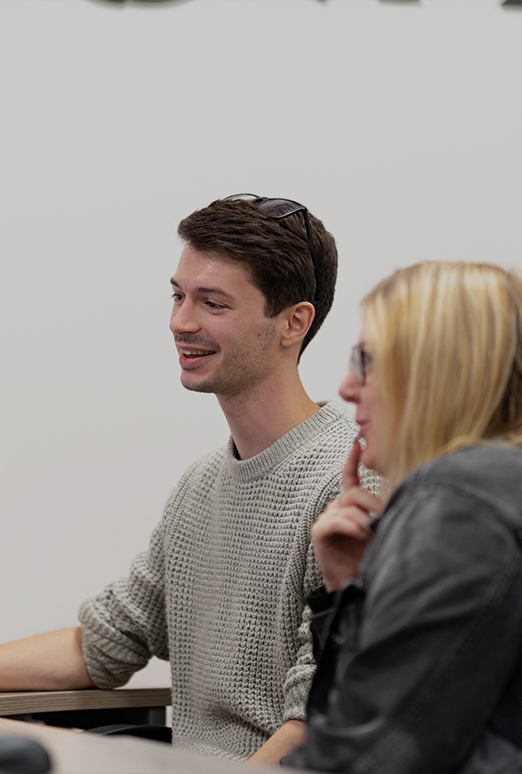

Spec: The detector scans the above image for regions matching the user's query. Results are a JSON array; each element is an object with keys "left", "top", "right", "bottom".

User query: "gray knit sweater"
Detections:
[{"left": 79, "top": 403, "right": 380, "bottom": 760}]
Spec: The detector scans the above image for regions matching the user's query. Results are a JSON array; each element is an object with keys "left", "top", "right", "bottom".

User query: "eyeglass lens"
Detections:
[{"left": 351, "top": 345, "right": 365, "bottom": 384}]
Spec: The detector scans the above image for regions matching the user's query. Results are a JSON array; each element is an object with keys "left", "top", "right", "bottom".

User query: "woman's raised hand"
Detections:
[{"left": 311, "top": 439, "right": 383, "bottom": 592}]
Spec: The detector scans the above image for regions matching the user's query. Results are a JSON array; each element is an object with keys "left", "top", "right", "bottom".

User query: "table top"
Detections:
[
  {"left": 0, "top": 717, "right": 309, "bottom": 774},
  {"left": 0, "top": 687, "right": 171, "bottom": 715}
]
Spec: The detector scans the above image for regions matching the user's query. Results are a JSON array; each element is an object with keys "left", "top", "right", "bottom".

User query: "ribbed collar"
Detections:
[{"left": 226, "top": 402, "right": 347, "bottom": 484}]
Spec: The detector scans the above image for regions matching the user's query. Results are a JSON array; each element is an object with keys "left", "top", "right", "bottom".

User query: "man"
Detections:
[{"left": 0, "top": 196, "right": 379, "bottom": 764}]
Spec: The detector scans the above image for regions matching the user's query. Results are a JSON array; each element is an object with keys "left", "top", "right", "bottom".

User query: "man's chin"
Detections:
[{"left": 180, "top": 374, "right": 215, "bottom": 394}]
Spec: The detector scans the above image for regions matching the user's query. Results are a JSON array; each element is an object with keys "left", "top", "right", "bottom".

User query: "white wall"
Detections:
[{"left": 1, "top": 0, "right": 522, "bottom": 685}]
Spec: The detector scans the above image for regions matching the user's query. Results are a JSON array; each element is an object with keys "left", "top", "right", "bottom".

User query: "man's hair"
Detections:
[
  {"left": 363, "top": 261, "right": 522, "bottom": 490},
  {"left": 177, "top": 198, "right": 338, "bottom": 358}
]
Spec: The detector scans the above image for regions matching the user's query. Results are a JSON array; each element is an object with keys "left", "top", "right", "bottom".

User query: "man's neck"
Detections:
[{"left": 217, "top": 370, "right": 320, "bottom": 460}]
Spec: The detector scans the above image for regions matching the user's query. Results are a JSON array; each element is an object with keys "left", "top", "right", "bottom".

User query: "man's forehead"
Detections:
[
  {"left": 170, "top": 276, "right": 235, "bottom": 301},
  {"left": 172, "top": 245, "right": 258, "bottom": 292}
]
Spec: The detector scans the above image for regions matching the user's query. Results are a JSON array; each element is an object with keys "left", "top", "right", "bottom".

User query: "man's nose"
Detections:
[{"left": 169, "top": 300, "right": 200, "bottom": 335}]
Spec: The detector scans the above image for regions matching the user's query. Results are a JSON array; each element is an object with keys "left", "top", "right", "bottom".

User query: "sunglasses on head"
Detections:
[{"left": 224, "top": 193, "right": 319, "bottom": 305}]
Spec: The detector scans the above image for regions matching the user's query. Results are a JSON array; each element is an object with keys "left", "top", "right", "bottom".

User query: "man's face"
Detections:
[{"left": 169, "top": 245, "right": 280, "bottom": 398}]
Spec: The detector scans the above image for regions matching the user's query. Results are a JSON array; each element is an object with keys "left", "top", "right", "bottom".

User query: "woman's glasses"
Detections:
[
  {"left": 350, "top": 344, "right": 373, "bottom": 385},
  {"left": 224, "top": 193, "right": 319, "bottom": 304}
]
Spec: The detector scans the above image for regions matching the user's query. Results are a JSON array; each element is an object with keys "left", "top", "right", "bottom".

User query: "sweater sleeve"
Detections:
[
  {"left": 282, "top": 456, "right": 380, "bottom": 723},
  {"left": 78, "top": 512, "right": 169, "bottom": 689},
  {"left": 282, "top": 463, "right": 348, "bottom": 724},
  {"left": 282, "top": 540, "right": 324, "bottom": 722}
]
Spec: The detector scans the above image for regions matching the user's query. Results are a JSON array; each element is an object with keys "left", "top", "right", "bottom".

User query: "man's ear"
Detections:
[{"left": 280, "top": 302, "right": 315, "bottom": 349}]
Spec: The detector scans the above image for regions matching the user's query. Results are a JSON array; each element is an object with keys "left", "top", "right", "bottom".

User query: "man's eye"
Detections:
[
  {"left": 206, "top": 301, "right": 223, "bottom": 310},
  {"left": 171, "top": 292, "right": 183, "bottom": 301}
]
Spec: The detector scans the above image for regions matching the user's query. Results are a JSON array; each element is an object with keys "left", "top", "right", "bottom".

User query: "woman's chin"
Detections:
[
  {"left": 360, "top": 446, "right": 385, "bottom": 477},
  {"left": 360, "top": 446, "right": 375, "bottom": 470}
]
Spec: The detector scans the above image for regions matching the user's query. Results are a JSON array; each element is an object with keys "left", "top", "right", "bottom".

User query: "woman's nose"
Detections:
[{"left": 339, "top": 369, "right": 360, "bottom": 403}]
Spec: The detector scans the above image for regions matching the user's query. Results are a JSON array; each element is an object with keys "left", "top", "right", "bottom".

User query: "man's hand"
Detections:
[
  {"left": 247, "top": 719, "right": 306, "bottom": 766},
  {"left": 311, "top": 440, "right": 383, "bottom": 592}
]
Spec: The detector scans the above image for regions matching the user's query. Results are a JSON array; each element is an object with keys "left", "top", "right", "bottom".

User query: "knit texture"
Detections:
[{"left": 79, "top": 403, "right": 380, "bottom": 760}]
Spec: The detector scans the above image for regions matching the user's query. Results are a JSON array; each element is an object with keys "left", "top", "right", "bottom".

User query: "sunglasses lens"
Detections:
[
  {"left": 258, "top": 199, "right": 300, "bottom": 218},
  {"left": 223, "top": 193, "right": 259, "bottom": 202}
]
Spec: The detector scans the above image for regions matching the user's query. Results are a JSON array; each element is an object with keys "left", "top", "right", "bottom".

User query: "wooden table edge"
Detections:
[{"left": 0, "top": 687, "right": 171, "bottom": 715}]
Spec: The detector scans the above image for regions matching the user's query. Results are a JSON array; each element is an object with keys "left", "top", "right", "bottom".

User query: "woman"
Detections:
[{"left": 283, "top": 261, "right": 522, "bottom": 773}]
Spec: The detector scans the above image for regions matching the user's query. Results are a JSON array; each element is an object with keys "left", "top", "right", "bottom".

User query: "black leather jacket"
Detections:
[{"left": 284, "top": 444, "right": 522, "bottom": 773}]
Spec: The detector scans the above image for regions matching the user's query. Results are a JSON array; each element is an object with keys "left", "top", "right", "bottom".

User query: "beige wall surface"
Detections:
[{"left": 1, "top": 0, "right": 521, "bottom": 684}]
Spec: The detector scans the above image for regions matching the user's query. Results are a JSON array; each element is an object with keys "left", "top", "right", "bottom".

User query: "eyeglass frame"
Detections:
[
  {"left": 350, "top": 344, "right": 373, "bottom": 385},
  {"left": 223, "top": 193, "right": 320, "bottom": 305}
]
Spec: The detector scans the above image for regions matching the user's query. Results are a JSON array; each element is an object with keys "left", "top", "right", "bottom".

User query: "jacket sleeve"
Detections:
[
  {"left": 78, "top": 509, "right": 170, "bottom": 688},
  {"left": 284, "top": 484, "right": 522, "bottom": 773}
]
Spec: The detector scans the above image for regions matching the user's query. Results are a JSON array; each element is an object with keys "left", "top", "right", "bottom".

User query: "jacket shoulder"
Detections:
[{"left": 401, "top": 444, "right": 522, "bottom": 528}]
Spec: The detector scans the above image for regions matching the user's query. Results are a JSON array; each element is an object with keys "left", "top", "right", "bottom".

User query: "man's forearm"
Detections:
[
  {"left": 0, "top": 627, "right": 95, "bottom": 691},
  {"left": 248, "top": 719, "right": 306, "bottom": 767}
]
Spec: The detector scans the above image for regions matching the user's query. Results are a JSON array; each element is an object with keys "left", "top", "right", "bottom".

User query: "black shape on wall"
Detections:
[{"left": 94, "top": 0, "right": 180, "bottom": 4}]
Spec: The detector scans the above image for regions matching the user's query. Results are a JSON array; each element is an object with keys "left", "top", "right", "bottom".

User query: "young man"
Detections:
[{"left": 0, "top": 197, "right": 379, "bottom": 764}]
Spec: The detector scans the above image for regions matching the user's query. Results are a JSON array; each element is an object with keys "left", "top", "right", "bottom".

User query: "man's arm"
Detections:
[
  {"left": 0, "top": 627, "right": 94, "bottom": 691},
  {"left": 248, "top": 720, "right": 306, "bottom": 766}
]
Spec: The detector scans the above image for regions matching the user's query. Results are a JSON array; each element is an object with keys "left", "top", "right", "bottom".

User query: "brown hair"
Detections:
[{"left": 178, "top": 198, "right": 338, "bottom": 357}]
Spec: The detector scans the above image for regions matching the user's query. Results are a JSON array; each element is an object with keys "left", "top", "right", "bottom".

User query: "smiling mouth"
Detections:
[{"left": 177, "top": 348, "right": 217, "bottom": 359}]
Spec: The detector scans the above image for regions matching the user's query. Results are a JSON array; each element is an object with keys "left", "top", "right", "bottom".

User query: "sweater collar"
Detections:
[{"left": 226, "top": 402, "right": 346, "bottom": 484}]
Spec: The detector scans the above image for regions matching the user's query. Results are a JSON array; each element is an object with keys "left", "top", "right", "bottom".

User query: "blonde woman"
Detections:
[{"left": 284, "top": 262, "right": 522, "bottom": 773}]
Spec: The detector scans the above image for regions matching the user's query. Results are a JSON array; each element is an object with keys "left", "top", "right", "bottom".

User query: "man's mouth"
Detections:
[
  {"left": 178, "top": 348, "right": 216, "bottom": 358},
  {"left": 176, "top": 345, "right": 219, "bottom": 368}
]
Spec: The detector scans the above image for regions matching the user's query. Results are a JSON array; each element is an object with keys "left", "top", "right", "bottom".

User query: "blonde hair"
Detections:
[{"left": 363, "top": 261, "right": 522, "bottom": 490}]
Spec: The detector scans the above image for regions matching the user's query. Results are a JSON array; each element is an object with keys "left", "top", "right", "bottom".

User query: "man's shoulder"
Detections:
[
  {"left": 163, "top": 445, "right": 228, "bottom": 505},
  {"left": 313, "top": 401, "right": 359, "bottom": 440},
  {"left": 301, "top": 401, "right": 359, "bottom": 446},
  {"left": 279, "top": 403, "right": 380, "bottom": 493},
  {"left": 293, "top": 402, "right": 359, "bottom": 462},
  {"left": 273, "top": 402, "right": 353, "bottom": 465},
  {"left": 305, "top": 403, "right": 381, "bottom": 495},
  {"left": 180, "top": 444, "right": 228, "bottom": 480}
]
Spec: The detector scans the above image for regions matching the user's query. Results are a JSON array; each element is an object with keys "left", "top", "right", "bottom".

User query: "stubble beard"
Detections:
[{"left": 180, "top": 322, "right": 278, "bottom": 399}]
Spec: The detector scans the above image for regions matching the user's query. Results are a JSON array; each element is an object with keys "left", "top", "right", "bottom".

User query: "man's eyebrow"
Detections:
[{"left": 170, "top": 278, "right": 234, "bottom": 300}]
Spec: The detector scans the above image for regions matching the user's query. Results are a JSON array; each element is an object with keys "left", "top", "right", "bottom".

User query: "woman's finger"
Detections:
[
  {"left": 312, "top": 504, "right": 372, "bottom": 541},
  {"left": 342, "top": 437, "right": 362, "bottom": 491},
  {"left": 338, "top": 486, "right": 383, "bottom": 515}
]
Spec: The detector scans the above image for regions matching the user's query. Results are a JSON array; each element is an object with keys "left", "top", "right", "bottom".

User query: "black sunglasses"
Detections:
[{"left": 224, "top": 193, "right": 320, "bottom": 305}]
